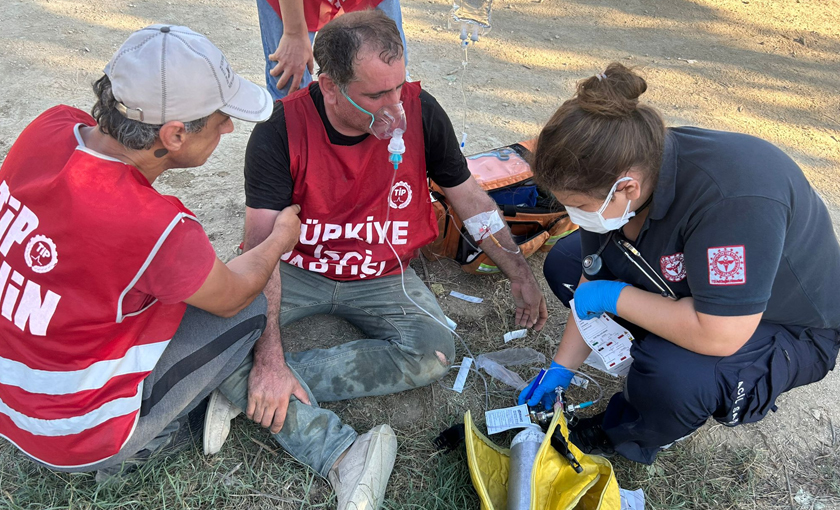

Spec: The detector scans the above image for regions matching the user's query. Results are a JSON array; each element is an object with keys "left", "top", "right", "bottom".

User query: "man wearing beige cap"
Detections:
[{"left": 0, "top": 24, "right": 397, "bottom": 508}]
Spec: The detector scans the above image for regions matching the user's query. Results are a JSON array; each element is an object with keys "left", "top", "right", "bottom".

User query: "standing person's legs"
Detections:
[
  {"left": 280, "top": 262, "right": 454, "bottom": 402},
  {"left": 255, "top": 0, "right": 316, "bottom": 101},
  {"left": 595, "top": 322, "right": 840, "bottom": 464},
  {"left": 375, "top": 0, "right": 410, "bottom": 71}
]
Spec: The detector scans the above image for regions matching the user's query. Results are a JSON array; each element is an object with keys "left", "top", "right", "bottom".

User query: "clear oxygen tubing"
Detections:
[
  {"left": 377, "top": 166, "right": 544, "bottom": 412},
  {"left": 380, "top": 166, "right": 487, "bottom": 405}
]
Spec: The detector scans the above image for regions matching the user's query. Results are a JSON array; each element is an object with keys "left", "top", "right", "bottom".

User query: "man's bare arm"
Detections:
[
  {"left": 184, "top": 205, "right": 300, "bottom": 317},
  {"left": 239, "top": 206, "right": 309, "bottom": 434},
  {"left": 441, "top": 177, "right": 548, "bottom": 330},
  {"left": 270, "top": 0, "right": 313, "bottom": 92}
]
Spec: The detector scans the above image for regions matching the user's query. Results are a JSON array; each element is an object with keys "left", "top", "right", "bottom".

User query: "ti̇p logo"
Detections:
[
  {"left": 25, "top": 235, "right": 58, "bottom": 274},
  {"left": 389, "top": 181, "right": 412, "bottom": 209}
]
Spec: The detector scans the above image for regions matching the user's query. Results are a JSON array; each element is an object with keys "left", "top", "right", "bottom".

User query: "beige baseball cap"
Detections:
[{"left": 104, "top": 25, "right": 273, "bottom": 125}]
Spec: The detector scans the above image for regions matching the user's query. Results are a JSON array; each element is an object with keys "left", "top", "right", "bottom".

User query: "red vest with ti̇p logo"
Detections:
[
  {"left": 267, "top": 0, "right": 383, "bottom": 32},
  {"left": 0, "top": 106, "right": 195, "bottom": 468},
  {"left": 283, "top": 82, "right": 438, "bottom": 280}
]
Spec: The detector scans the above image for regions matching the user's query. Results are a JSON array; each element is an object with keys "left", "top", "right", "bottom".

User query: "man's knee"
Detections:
[{"left": 414, "top": 321, "right": 455, "bottom": 386}]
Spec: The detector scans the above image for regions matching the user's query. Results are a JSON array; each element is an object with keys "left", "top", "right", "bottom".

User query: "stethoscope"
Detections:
[{"left": 583, "top": 231, "right": 679, "bottom": 301}]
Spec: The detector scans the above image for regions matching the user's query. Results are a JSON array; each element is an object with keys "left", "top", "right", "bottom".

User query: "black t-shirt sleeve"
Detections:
[
  {"left": 420, "top": 90, "right": 471, "bottom": 188},
  {"left": 244, "top": 102, "right": 294, "bottom": 211},
  {"left": 684, "top": 196, "right": 788, "bottom": 317}
]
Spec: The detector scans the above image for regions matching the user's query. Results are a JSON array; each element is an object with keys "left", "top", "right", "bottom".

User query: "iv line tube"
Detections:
[{"left": 459, "top": 45, "right": 469, "bottom": 152}]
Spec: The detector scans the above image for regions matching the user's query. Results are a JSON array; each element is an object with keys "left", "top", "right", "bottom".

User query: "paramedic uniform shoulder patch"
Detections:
[
  {"left": 660, "top": 252, "right": 686, "bottom": 282},
  {"left": 707, "top": 246, "right": 746, "bottom": 285}
]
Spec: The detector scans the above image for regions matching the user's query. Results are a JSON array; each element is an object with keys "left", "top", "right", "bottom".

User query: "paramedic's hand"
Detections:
[
  {"left": 270, "top": 32, "right": 314, "bottom": 93},
  {"left": 518, "top": 361, "right": 575, "bottom": 410},
  {"left": 247, "top": 333, "right": 310, "bottom": 434},
  {"left": 573, "top": 280, "right": 631, "bottom": 320},
  {"left": 511, "top": 277, "right": 548, "bottom": 331}
]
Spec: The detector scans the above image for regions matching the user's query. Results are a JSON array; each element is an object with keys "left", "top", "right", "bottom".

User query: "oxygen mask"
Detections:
[
  {"left": 343, "top": 92, "right": 407, "bottom": 140},
  {"left": 343, "top": 91, "right": 407, "bottom": 169}
]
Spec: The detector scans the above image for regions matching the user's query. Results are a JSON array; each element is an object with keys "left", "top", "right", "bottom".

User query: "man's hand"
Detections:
[
  {"left": 269, "top": 33, "right": 314, "bottom": 93},
  {"left": 246, "top": 333, "right": 311, "bottom": 434},
  {"left": 511, "top": 277, "right": 548, "bottom": 331}
]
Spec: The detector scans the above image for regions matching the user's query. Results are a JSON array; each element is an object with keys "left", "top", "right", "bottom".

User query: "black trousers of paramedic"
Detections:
[{"left": 543, "top": 231, "right": 840, "bottom": 464}]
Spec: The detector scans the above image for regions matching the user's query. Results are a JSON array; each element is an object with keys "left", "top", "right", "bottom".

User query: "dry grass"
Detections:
[{"left": 1, "top": 255, "right": 838, "bottom": 509}]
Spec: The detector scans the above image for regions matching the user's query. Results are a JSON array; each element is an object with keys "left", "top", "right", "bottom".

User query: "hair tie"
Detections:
[{"left": 595, "top": 72, "right": 607, "bottom": 82}]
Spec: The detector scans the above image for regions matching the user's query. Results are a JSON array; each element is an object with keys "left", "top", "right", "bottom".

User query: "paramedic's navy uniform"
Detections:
[{"left": 544, "top": 127, "right": 840, "bottom": 464}]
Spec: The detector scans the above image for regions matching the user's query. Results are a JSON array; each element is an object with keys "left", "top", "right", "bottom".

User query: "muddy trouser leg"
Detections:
[
  {"left": 215, "top": 354, "right": 356, "bottom": 478},
  {"left": 279, "top": 262, "right": 455, "bottom": 403},
  {"left": 601, "top": 322, "right": 840, "bottom": 464}
]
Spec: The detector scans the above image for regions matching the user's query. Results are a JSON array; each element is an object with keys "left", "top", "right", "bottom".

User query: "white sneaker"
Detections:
[
  {"left": 203, "top": 390, "right": 242, "bottom": 455},
  {"left": 328, "top": 424, "right": 397, "bottom": 510}
]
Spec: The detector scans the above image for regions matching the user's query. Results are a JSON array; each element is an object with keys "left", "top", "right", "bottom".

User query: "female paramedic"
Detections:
[{"left": 519, "top": 62, "right": 840, "bottom": 464}]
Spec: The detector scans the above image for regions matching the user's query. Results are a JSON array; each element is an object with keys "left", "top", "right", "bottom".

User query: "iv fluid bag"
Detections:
[{"left": 451, "top": 0, "right": 492, "bottom": 29}]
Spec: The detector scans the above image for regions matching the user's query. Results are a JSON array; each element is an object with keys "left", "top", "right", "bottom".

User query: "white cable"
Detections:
[{"left": 443, "top": 363, "right": 490, "bottom": 413}]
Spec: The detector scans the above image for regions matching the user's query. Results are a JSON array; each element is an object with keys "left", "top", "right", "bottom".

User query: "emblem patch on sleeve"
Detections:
[
  {"left": 659, "top": 252, "right": 686, "bottom": 282},
  {"left": 707, "top": 246, "right": 745, "bottom": 285}
]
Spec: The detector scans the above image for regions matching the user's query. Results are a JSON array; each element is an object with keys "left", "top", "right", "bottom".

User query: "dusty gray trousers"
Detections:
[{"left": 277, "top": 262, "right": 455, "bottom": 403}]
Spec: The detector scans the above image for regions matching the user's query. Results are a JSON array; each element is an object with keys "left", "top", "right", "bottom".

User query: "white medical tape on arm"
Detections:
[{"left": 463, "top": 210, "right": 506, "bottom": 242}]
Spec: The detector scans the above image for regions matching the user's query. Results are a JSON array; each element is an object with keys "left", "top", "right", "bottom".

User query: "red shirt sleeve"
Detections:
[{"left": 124, "top": 218, "right": 217, "bottom": 310}]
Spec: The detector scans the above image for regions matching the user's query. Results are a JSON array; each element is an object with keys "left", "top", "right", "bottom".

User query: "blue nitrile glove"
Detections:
[
  {"left": 518, "top": 361, "right": 575, "bottom": 410},
  {"left": 573, "top": 280, "right": 631, "bottom": 320}
]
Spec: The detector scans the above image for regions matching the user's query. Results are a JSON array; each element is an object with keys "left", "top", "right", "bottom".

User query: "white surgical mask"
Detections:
[{"left": 565, "top": 177, "right": 635, "bottom": 234}]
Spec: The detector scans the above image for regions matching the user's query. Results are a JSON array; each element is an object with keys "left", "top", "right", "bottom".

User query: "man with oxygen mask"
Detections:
[
  {"left": 341, "top": 93, "right": 407, "bottom": 169},
  {"left": 221, "top": 11, "right": 548, "bottom": 509}
]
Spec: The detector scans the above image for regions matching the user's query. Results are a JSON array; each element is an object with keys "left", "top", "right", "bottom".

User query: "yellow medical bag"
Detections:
[{"left": 464, "top": 410, "right": 620, "bottom": 509}]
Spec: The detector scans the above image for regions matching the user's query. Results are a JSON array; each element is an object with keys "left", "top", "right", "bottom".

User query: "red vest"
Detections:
[
  {"left": 0, "top": 106, "right": 195, "bottom": 468},
  {"left": 283, "top": 82, "right": 438, "bottom": 280},
  {"left": 267, "top": 0, "right": 382, "bottom": 32}
]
